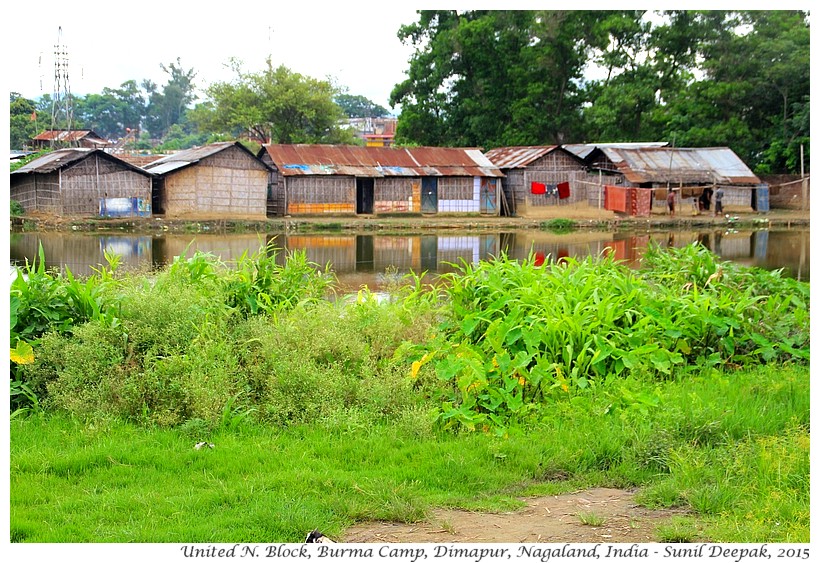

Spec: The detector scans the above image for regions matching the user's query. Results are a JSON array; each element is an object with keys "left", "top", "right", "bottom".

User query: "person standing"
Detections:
[
  {"left": 666, "top": 189, "right": 676, "bottom": 216},
  {"left": 714, "top": 186, "right": 725, "bottom": 216}
]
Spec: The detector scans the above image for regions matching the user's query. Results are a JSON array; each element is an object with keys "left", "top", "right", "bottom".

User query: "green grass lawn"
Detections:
[{"left": 10, "top": 364, "right": 809, "bottom": 543}]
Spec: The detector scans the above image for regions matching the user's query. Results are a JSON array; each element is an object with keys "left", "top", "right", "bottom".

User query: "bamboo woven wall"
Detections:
[
  {"left": 10, "top": 155, "right": 149, "bottom": 216},
  {"left": 374, "top": 177, "right": 420, "bottom": 213},
  {"left": 286, "top": 176, "right": 356, "bottom": 215},
  {"left": 504, "top": 151, "right": 587, "bottom": 211},
  {"left": 61, "top": 156, "right": 151, "bottom": 215},
  {"left": 10, "top": 174, "right": 61, "bottom": 213},
  {"left": 162, "top": 148, "right": 268, "bottom": 218}
]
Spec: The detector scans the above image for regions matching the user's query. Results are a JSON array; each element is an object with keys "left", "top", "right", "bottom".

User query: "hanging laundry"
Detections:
[
  {"left": 546, "top": 184, "right": 558, "bottom": 197},
  {"left": 557, "top": 181, "right": 571, "bottom": 199},
  {"left": 531, "top": 182, "right": 546, "bottom": 195}
]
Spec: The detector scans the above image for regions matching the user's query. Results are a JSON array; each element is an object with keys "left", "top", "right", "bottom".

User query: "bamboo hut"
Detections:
[
  {"left": 583, "top": 146, "right": 765, "bottom": 213},
  {"left": 258, "top": 144, "right": 504, "bottom": 217},
  {"left": 143, "top": 142, "right": 270, "bottom": 218},
  {"left": 484, "top": 146, "right": 588, "bottom": 216},
  {"left": 10, "top": 148, "right": 152, "bottom": 216}
]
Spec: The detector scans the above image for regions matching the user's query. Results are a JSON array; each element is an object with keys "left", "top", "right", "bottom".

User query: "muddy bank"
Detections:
[{"left": 10, "top": 207, "right": 809, "bottom": 235}]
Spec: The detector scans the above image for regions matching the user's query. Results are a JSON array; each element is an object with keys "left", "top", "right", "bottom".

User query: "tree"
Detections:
[
  {"left": 195, "top": 58, "right": 356, "bottom": 144},
  {"left": 73, "top": 81, "right": 145, "bottom": 139},
  {"left": 335, "top": 93, "right": 391, "bottom": 118},
  {"left": 9, "top": 93, "right": 40, "bottom": 150},
  {"left": 144, "top": 59, "right": 198, "bottom": 139},
  {"left": 391, "top": 11, "right": 601, "bottom": 147},
  {"left": 657, "top": 10, "right": 810, "bottom": 172}
]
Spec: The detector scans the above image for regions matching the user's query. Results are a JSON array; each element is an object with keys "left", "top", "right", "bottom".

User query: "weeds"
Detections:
[{"left": 577, "top": 511, "right": 605, "bottom": 526}]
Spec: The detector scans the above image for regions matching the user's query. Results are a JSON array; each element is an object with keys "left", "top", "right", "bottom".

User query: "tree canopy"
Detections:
[
  {"left": 191, "top": 59, "right": 356, "bottom": 145},
  {"left": 9, "top": 11, "right": 809, "bottom": 174},
  {"left": 391, "top": 9, "right": 810, "bottom": 173}
]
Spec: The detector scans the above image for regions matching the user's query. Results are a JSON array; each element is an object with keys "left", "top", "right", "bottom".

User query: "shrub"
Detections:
[{"left": 10, "top": 200, "right": 25, "bottom": 216}]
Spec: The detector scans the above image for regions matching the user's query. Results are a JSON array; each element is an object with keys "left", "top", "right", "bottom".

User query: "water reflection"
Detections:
[{"left": 9, "top": 228, "right": 810, "bottom": 289}]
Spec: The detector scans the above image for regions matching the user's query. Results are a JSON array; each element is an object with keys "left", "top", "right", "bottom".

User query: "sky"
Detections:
[{"left": 5, "top": 1, "right": 421, "bottom": 112}]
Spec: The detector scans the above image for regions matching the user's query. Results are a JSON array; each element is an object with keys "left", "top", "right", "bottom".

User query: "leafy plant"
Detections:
[{"left": 10, "top": 200, "right": 25, "bottom": 216}]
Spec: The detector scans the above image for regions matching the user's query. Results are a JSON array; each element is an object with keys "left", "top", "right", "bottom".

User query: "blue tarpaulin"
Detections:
[{"left": 99, "top": 198, "right": 151, "bottom": 217}]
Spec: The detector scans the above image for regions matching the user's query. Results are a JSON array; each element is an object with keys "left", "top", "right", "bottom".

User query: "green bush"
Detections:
[
  {"left": 541, "top": 218, "right": 577, "bottom": 232},
  {"left": 10, "top": 200, "right": 25, "bottom": 216}
]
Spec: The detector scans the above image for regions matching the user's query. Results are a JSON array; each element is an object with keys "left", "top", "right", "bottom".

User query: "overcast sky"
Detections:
[{"left": 5, "top": 1, "right": 421, "bottom": 112}]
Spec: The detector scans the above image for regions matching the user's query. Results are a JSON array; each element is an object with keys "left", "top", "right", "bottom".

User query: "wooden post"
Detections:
[
  {"left": 598, "top": 169, "right": 602, "bottom": 209},
  {"left": 800, "top": 144, "right": 807, "bottom": 212}
]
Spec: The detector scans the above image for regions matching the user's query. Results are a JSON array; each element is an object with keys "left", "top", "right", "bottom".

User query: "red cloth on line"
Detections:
[
  {"left": 557, "top": 181, "right": 570, "bottom": 199},
  {"left": 531, "top": 182, "right": 546, "bottom": 195}
]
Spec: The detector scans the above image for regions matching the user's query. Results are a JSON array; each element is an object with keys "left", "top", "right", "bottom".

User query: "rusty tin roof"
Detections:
[
  {"left": 261, "top": 144, "right": 503, "bottom": 178},
  {"left": 598, "top": 147, "right": 760, "bottom": 185},
  {"left": 32, "top": 129, "right": 109, "bottom": 145},
  {"left": 484, "top": 145, "right": 588, "bottom": 169}
]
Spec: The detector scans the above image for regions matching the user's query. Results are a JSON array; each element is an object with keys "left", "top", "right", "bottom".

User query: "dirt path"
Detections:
[{"left": 342, "top": 488, "right": 689, "bottom": 543}]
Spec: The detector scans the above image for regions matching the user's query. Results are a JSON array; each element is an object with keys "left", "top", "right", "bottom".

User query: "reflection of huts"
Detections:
[
  {"left": 143, "top": 142, "right": 269, "bottom": 218},
  {"left": 31, "top": 129, "right": 110, "bottom": 150},
  {"left": 258, "top": 144, "right": 504, "bottom": 217},
  {"left": 10, "top": 148, "right": 152, "bottom": 216},
  {"left": 483, "top": 146, "right": 588, "bottom": 216},
  {"left": 583, "top": 146, "right": 765, "bottom": 212}
]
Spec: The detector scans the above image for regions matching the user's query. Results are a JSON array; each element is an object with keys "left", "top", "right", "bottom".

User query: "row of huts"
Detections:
[{"left": 9, "top": 140, "right": 768, "bottom": 219}]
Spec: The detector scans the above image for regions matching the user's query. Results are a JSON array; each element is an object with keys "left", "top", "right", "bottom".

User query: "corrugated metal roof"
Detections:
[
  {"left": 484, "top": 146, "right": 559, "bottom": 168},
  {"left": 261, "top": 144, "right": 503, "bottom": 178},
  {"left": 564, "top": 142, "right": 669, "bottom": 160},
  {"left": 143, "top": 142, "right": 239, "bottom": 172},
  {"left": 600, "top": 147, "right": 760, "bottom": 185},
  {"left": 32, "top": 129, "right": 107, "bottom": 143},
  {"left": 12, "top": 148, "right": 94, "bottom": 173},
  {"left": 11, "top": 148, "right": 152, "bottom": 176}
]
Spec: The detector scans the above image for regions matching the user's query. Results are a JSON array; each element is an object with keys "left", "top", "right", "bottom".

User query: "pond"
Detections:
[{"left": 9, "top": 227, "right": 810, "bottom": 290}]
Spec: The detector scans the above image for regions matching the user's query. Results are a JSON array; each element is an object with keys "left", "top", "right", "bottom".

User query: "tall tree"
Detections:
[
  {"left": 391, "top": 10, "right": 601, "bottom": 147},
  {"left": 194, "top": 58, "right": 355, "bottom": 144},
  {"left": 335, "top": 93, "right": 391, "bottom": 118},
  {"left": 144, "top": 59, "right": 198, "bottom": 139},
  {"left": 9, "top": 93, "right": 40, "bottom": 150},
  {"left": 73, "top": 80, "right": 145, "bottom": 139}
]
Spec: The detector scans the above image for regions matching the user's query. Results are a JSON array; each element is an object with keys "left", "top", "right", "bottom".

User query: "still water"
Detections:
[{"left": 9, "top": 227, "right": 810, "bottom": 290}]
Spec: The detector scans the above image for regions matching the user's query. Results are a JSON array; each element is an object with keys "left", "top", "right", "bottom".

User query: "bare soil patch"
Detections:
[{"left": 342, "top": 488, "right": 688, "bottom": 543}]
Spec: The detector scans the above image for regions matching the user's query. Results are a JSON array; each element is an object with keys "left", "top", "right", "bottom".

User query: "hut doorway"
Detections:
[
  {"left": 422, "top": 178, "right": 438, "bottom": 213},
  {"left": 151, "top": 177, "right": 164, "bottom": 215},
  {"left": 356, "top": 178, "right": 374, "bottom": 214}
]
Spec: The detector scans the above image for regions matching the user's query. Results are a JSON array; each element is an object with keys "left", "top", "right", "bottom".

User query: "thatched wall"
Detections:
[
  {"left": 10, "top": 173, "right": 61, "bottom": 213},
  {"left": 374, "top": 177, "right": 421, "bottom": 213},
  {"left": 502, "top": 151, "right": 586, "bottom": 214},
  {"left": 10, "top": 154, "right": 150, "bottom": 216},
  {"left": 162, "top": 146, "right": 268, "bottom": 218},
  {"left": 285, "top": 176, "right": 356, "bottom": 215}
]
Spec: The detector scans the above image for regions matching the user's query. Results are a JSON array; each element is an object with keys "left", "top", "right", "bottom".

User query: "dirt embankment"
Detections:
[
  {"left": 11, "top": 206, "right": 809, "bottom": 235},
  {"left": 341, "top": 488, "right": 692, "bottom": 543}
]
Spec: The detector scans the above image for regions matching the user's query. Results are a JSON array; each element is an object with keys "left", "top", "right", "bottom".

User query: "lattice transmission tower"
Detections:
[{"left": 50, "top": 26, "right": 75, "bottom": 146}]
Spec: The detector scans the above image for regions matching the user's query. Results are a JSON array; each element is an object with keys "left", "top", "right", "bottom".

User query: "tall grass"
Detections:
[{"left": 403, "top": 243, "right": 809, "bottom": 433}]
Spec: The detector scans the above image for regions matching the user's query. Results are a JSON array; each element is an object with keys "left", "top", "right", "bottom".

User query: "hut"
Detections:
[
  {"left": 258, "top": 144, "right": 504, "bottom": 217},
  {"left": 10, "top": 148, "right": 152, "bottom": 216},
  {"left": 584, "top": 146, "right": 765, "bottom": 214},
  {"left": 483, "top": 146, "right": 588, "bottom": 216},
  {"left": 143, "top": 141, "right": 270, "bottom": 218},
  {"left": 31, "top": 129, "right": 110, "bottom": 150}
]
